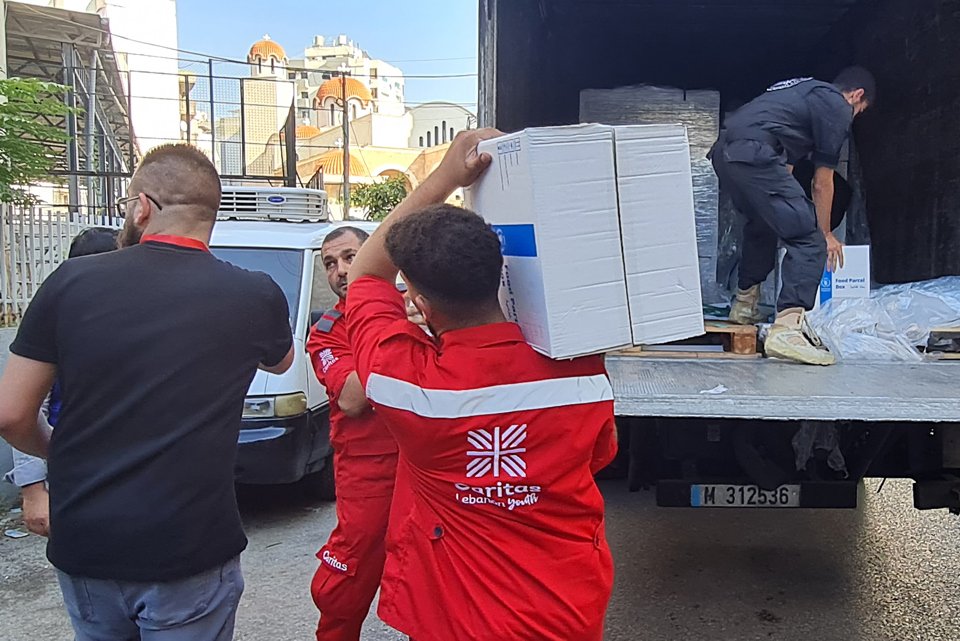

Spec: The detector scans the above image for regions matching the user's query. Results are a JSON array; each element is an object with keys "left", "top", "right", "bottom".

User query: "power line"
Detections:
[
  {"left": 21, "top": 5, "right": 476, "bottom": 79},
  {"left": 381, "top": 56, "right": 476, "bottom": 64}
]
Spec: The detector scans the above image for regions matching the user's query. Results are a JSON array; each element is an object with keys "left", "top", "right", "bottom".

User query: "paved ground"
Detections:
[{"left": 1, "top": 478, "right": 959, "bottom": 640}]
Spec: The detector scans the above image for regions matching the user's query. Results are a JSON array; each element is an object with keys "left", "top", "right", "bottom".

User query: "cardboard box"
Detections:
[
  {"left": 817, "top": 245, "right": 871, "bottom": 308},
  {"left": 464, "top": 125, "right": 632, "bottom": 359},
  {"left": 612, "top": 125, "right": 705, "bottom": 344},
  {"left": 580, "top": 86, "right": 721, "bottom": 285}
]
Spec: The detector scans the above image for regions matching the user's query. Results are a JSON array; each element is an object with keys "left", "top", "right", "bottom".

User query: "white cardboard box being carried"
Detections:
[
  {"left": 612, "top": 125, "right": 705, "bottom": 344},
  {"left": 464, "top": 124, "right": 632, "bottom": 359}
]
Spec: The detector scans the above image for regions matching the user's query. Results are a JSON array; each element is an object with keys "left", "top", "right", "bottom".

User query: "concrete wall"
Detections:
[{"left": 0, "top": 328, "right": 22, "bottom": 507}]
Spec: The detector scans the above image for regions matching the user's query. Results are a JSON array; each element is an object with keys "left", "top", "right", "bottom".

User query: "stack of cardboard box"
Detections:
[{"left": 465, "top": 124, "right": 705, "bottom": 359}]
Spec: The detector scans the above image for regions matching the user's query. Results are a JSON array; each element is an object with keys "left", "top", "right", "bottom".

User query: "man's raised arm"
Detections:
[{"left": 348, "top": 128, "right": 503, "bottom": 285}]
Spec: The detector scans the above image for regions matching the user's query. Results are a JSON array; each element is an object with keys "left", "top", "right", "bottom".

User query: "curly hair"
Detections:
[
  {"left": 385, "top": 205, "right": 502, "bottom": 309},
  {"left": 69, "top": 227, "right": 119, "bottom": 258}
]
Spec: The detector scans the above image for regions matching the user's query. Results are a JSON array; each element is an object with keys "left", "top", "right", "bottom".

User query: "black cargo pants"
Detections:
[{"left": 711, "top": 135, "right": 827, "bottom": 312}]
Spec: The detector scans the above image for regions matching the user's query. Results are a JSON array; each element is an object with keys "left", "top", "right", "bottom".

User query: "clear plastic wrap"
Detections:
[
  {"left": 807, "top": 276, "right": 960, "bottom": 361},
  {"left": 580, "top": 85, "right": 720, "bottom": 285}
]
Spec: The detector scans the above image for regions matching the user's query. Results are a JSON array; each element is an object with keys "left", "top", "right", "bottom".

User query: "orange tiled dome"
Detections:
[
  {"left": 249, "top": 35, "right": 287, "bottom": 62},
  {"left": 316, "top": 77, "right": 372, "bottom": 105},
  {"left": 304, "top": 149, "right": 368, "bottom": 177},
  {"left": 295, "top": 125, "right": 322, "bottom": 139}
]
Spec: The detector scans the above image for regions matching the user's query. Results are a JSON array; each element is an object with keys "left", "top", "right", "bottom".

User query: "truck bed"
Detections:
[{"left": 607, "top": 358, "right": 960, "bottom": 422}]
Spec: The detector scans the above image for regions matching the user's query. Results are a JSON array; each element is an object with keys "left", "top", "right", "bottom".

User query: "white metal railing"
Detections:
[{"left": 0, "top": 204, "right": 122, "bottom": 326}]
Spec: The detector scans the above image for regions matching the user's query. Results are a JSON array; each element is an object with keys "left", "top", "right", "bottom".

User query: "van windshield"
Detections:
[{"left": 210, "top": 247, "right": 303, "bottom": 329}]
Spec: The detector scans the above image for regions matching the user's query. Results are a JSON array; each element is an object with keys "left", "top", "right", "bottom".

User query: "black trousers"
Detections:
[{"left": 711, "top": 137, "right": 827, "bottom": 312}]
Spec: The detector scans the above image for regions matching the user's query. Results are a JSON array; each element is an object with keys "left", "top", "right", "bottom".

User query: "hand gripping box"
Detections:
[
  {"left": 464, "top": 124, "right": 632, "bottom": 359},
  {"left": 816, "top": 245, "right": 871, "bottom": 309},
  {"left": 612, "top": 125, "right": 705, "bottom": 344}
]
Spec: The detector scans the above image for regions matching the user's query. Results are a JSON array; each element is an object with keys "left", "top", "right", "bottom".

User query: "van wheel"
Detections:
[{"left": 303, "top": 454, "right": 336, "bottom": 502}]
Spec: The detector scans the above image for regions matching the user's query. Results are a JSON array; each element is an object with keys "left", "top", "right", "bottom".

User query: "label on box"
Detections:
[{"left": 817, "top": 245, "right": 870, "bottom": 308}]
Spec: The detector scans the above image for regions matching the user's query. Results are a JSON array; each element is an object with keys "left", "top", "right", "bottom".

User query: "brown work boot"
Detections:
[
  {"left": 728, "top": 284, "right": 764, "bottom": 325},
  {"left": 764, "top": 308, "right": 835, "bottom": 366}
]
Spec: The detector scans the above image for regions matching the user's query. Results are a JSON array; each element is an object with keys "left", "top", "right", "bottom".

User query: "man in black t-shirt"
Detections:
[
  {"left": 710, "top": 67, "right": 876, "bottom": 365},
  {"left": 0, "top": 144, "right": 293, "bottom": 640}
]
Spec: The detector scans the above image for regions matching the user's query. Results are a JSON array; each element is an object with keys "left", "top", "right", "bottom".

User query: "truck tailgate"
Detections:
[{"left": 607, "top": 358, "right": 960, "bottom": 422}]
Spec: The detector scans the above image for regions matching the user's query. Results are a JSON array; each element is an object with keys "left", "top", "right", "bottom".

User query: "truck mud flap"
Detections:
[{"left": 656, "top": 480, "right": 859, "bottom": 509}]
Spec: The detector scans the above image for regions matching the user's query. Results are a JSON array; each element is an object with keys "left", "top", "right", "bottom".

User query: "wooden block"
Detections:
[
  {"left": 704, "top": 320, "right": 759, "bottom": 336},
  {"left": 929, "top": 352, "right": 960, "bottom": 361},
  {"left": 731, "top": 332, "right": 758, "bottom": 355}
]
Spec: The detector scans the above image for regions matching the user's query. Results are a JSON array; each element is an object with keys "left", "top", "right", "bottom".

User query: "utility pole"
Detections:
[{"left": 339, "top": 64, "right": 351, "bottom": 218}]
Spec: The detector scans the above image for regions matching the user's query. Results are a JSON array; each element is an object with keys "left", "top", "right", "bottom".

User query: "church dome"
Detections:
[
  {"left": 249, "top": 35, "right": 287, "bottom": 62},
  {"left": 308, "top": 149, "right": 368, "bottom": 176},
  {"left": 295, "top": 125, "right": 322, "bottom": 139},
  {"left": 317, "top": 77, "right": 372, "bottom": 105}
]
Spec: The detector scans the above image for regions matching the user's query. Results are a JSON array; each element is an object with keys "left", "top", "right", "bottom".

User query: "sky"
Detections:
[{"left": 175, "top": 0, "right": 479, "bottom": 109}]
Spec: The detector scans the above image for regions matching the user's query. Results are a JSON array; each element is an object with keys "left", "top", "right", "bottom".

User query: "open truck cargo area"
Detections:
[{"left": 479, "top": 0, "right": 960, "bottom": 512}]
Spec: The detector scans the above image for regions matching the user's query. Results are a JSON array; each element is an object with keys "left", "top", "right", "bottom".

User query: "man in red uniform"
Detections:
[
  {"left": 305, "top": 226, "right": 399, "bottom": 640},
  {"left": 345, "top": 129, "right": 619, "bottom": 641}
]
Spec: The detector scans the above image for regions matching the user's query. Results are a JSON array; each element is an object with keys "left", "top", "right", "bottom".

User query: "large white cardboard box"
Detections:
[
  {"left": 613, "top": 125, "right": 705, "bottom": 344},
  {"left": 464, "top": 124, "right": 632, "bottom": 359}
]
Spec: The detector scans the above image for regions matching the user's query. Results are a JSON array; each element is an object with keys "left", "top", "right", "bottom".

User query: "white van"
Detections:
[{"left": 210, "top": 186, "right": 377, "bottom": 498}]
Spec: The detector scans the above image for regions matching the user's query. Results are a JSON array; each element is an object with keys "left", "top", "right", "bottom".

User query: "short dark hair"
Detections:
[
  {"left": 323, "top": 226, "right": 369, "bottom": 248},
  {"left": 833, "top": 66, "right": 877, "bottom": 104},
  {"left": 69, "top": 227, "right": 119, "bottom": 258},
  {"left": 385, "top": 205, "right": 502, "bottom": 311},
  {"left": 135, "top": 143, "right": 221, "bottom": 220}
]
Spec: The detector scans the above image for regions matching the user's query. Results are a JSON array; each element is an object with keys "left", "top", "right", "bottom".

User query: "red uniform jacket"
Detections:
[
  {"left": 306, "top": 299, "right": 398, "bottom": 464},
  {"left": 347, "top": 277, "right": 618, "bottom": 641}
]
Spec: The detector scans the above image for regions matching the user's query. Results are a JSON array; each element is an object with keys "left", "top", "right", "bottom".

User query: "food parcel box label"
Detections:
[
  {"left": 818, "top": 245, "right": 871, "bottom": 307},
  {"left": 466, "top": 125, "right": 632, "bottom": 359}
]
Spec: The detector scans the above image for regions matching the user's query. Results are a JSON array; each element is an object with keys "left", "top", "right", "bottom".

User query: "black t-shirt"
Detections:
[
  {"left": 722, "top": 78, "right": 854, "bottom": 169},
  {"left": 11, "top": 239, "right": 292, "bottom": 581}
]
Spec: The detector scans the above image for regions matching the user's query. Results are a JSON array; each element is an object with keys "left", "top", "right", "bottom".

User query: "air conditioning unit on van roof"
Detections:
[{"left": 218, "top": 186, "right": 328, "bottom": 222}]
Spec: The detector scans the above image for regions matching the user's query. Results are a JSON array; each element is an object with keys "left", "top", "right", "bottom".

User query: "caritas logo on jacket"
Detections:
[{"left": 457, "top": 425, "right": 541, "bottom": 510}]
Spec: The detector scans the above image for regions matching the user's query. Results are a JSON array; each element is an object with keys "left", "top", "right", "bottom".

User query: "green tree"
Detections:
[
  {"left": 0, "top": 78, "right": 76, "bottom": 206},
  {"left": 352, "top": 175, "right": 408, "bottom": 222}
]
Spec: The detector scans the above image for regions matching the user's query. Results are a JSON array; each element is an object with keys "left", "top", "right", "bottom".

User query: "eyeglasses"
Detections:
[{"left": 116, "top": 193, "right": 163, "bottom": 219}]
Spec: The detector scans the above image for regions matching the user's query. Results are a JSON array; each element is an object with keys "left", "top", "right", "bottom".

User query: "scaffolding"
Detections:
[
  {"left": 0, "top": 2, "right": 343, "bottom": 322},
  {"left": 5, "top": 2, "right": 136, "bottom": 215}
]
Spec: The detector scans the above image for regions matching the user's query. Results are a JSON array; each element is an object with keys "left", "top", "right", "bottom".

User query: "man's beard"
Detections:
[
  {"left": 118, "top": 219, "right": 143, "bottom": 248},
  {"left": 335, "top": 277, "right": 348, "bottom": 299}
]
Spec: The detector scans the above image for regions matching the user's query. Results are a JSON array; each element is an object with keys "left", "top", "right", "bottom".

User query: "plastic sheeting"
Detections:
[
  {"left": 807, "top": 276, "right": 960, "bottom": 362},
  {"left": 580, "top": 85, "right": 720, "bottom": 286},
  {"left": 792, "top": 422, "right": 847, "bottom": 476}
]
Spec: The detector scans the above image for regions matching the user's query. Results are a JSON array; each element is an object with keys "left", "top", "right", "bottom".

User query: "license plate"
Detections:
[{"left": 691, "top": 484, "right": 801, "bottom": 508}]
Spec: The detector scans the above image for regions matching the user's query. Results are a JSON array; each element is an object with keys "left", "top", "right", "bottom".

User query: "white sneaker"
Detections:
[{"left": 764, "top": 308, "right": 835, "bottom": 366}]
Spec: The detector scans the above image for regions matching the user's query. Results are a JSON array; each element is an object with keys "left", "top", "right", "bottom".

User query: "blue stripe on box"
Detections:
[
  {"left": 491, "top": 224, "right": 538, "bottom": 258},
  {"left": 820, "top": 270, "right": 833, "bottom": 305},
  {"left": 690, "top": 485, "right": 701, "bottom": 507}
]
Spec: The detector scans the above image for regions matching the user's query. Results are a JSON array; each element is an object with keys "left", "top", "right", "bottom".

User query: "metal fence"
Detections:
[{"left": 0, "top": 204, "right": 122, "bottom": 326}]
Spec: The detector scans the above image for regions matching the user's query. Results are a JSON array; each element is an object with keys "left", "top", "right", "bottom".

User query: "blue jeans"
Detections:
[{"left": 56, "top": 556, "right": 244, "bottom": 641}]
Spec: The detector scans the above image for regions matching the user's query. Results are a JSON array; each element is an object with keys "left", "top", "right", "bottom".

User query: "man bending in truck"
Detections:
[
  {"left": 305, "top": 226, "right": 399, "bottom": 640},
  {"left": 343, "top": 128, "right": 619, "bottom": 641},
  {"left": 711, "top": 66, "right": 875, "bottom": 365}
]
